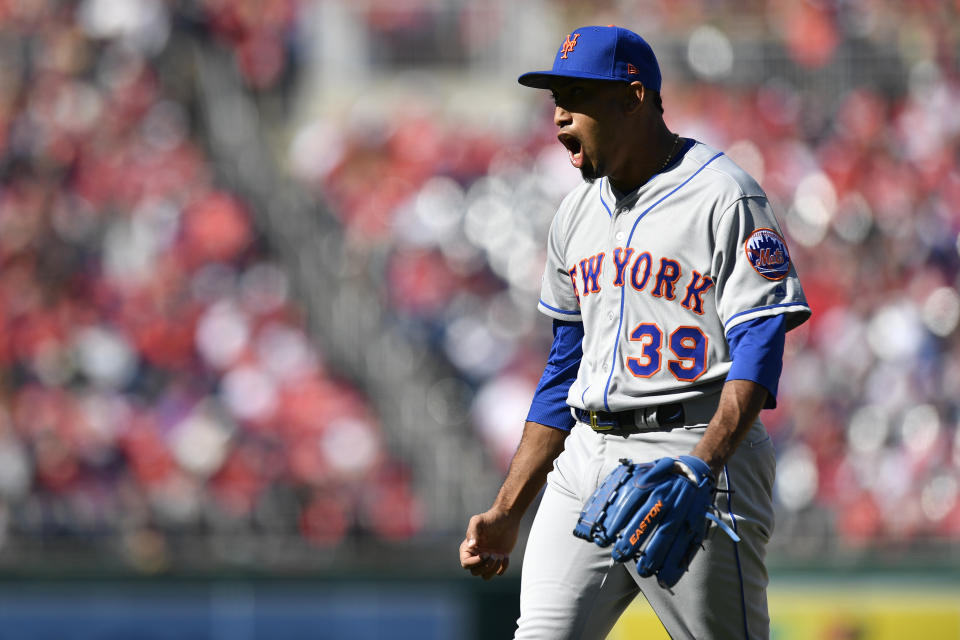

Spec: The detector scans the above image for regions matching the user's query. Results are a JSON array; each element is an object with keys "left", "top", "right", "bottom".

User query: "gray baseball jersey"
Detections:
[{"left": 537, "top": 141, "right": 810, "bottom": 414}]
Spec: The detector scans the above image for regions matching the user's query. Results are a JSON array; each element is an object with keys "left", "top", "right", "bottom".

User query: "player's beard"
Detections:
[{"left": 580, "top": 159, "right": 603, "bottom": 184}]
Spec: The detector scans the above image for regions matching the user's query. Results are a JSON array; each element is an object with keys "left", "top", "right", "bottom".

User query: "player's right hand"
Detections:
[{"left": 459, "top": 508, "right": 519, "bottom": 581}]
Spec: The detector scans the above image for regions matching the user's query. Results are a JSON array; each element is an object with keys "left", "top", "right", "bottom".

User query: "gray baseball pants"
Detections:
[{"left": 514, "top": 420, "right": 776, "bottom": 639}]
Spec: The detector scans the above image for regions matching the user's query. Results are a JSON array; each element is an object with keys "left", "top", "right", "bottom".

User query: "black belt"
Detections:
[{"left": 574, "top": 403, "right": 687, "bottom": 435}]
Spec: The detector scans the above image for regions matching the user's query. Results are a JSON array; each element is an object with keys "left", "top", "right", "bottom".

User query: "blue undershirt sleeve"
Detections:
[
  {"left": 526, "top": 319, "right": 584, "bottom": 431},
  {"left": 725, "top": 314, "right": 786, "bottom": 409}
]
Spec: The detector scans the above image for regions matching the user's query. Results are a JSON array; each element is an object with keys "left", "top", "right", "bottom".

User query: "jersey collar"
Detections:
[{"left": 602, "top": 138, "right": 699, "bottom": 211}]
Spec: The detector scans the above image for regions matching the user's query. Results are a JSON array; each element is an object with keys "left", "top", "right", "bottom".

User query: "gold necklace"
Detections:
[{"left": 658, "top": 133, "right": 681, "bottom": 173}]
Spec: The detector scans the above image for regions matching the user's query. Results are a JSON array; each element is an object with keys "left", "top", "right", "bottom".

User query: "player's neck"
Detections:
[{"left": 608, "top": 125, "right": 678, "bottom": 195}]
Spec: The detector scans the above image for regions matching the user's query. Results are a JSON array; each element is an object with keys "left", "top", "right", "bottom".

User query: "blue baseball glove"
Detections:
[{"left": 573, "top": 455, "right": 740, "bottom": 589}]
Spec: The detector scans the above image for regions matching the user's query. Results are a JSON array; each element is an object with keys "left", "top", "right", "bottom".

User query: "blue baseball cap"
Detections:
[{"left": 518, "top": 26, "right": 662, "bottom": 91}]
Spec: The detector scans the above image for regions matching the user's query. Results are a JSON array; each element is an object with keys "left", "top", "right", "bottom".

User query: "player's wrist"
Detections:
[
  {"left": 488, "top": 501, "right": 525, "bottom": 525},
  {"left": 686, "top": 445, "right": 724, "bottom": 475}
]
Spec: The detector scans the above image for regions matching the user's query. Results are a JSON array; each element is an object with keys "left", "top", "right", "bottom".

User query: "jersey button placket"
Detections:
[
  {"left": 600, "top": 211, "right": 626, "bottom": 391},
  {"left": 608, "top": 213, "right": 627, "bottom": 332},
  {"left": 614, "top": 202, "right": 629, "bottom": 242}
]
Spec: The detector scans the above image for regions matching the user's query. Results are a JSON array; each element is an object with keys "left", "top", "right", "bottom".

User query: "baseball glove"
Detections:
[{"left": 572, "top": 455, "right": 740, "bottom": 588}]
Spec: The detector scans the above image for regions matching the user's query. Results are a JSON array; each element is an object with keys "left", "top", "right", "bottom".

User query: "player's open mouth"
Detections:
[{"left": 558, "top": 133, "right": 583, "bottom": 168}]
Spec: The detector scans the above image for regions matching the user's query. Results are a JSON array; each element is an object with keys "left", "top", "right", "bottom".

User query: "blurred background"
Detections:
[{"left": 0, "top": 0, "right": 959, "bottom": 638}]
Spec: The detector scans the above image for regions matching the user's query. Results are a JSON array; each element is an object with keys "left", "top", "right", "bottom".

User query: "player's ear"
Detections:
[{"left": 624, "top": 81, "right": 646, "bottom": 114}]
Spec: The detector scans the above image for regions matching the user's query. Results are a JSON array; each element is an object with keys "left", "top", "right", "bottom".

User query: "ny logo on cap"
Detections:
[{"left": 560, "top": 33, "right": 580, "bottom": 59}]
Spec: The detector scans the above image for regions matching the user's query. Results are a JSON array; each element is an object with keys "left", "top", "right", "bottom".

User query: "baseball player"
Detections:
[{"left": 459, "top": 25, "right": 810, "bottom": 639}]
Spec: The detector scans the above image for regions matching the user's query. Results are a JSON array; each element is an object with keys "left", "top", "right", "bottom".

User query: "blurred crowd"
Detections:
[
  {"left": 0, "top": 0, "right": 420, "bottom": 570},
  {"left": 1, "top": 0, "right": 959, "bottom": 571},
  {"left": 292, "top": 0, "right": 960, "bottom": 554}
]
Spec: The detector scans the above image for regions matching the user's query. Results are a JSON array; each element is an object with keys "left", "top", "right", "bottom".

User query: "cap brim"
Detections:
[
  {"left": 517, "top": 71, "right": 561, "bottom": 88},
  {"left": 517, "top": 70, "right": 629, "bottom": 89}
]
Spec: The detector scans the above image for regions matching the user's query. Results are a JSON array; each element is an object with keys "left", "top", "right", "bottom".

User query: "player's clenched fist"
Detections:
[{"left": 459, "top": 508, "right": 519, "bottom": 580}]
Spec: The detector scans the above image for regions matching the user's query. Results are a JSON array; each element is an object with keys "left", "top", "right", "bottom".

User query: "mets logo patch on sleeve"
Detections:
[{"left": 744, "top": 228, "right": 791, "bottom": 280}]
